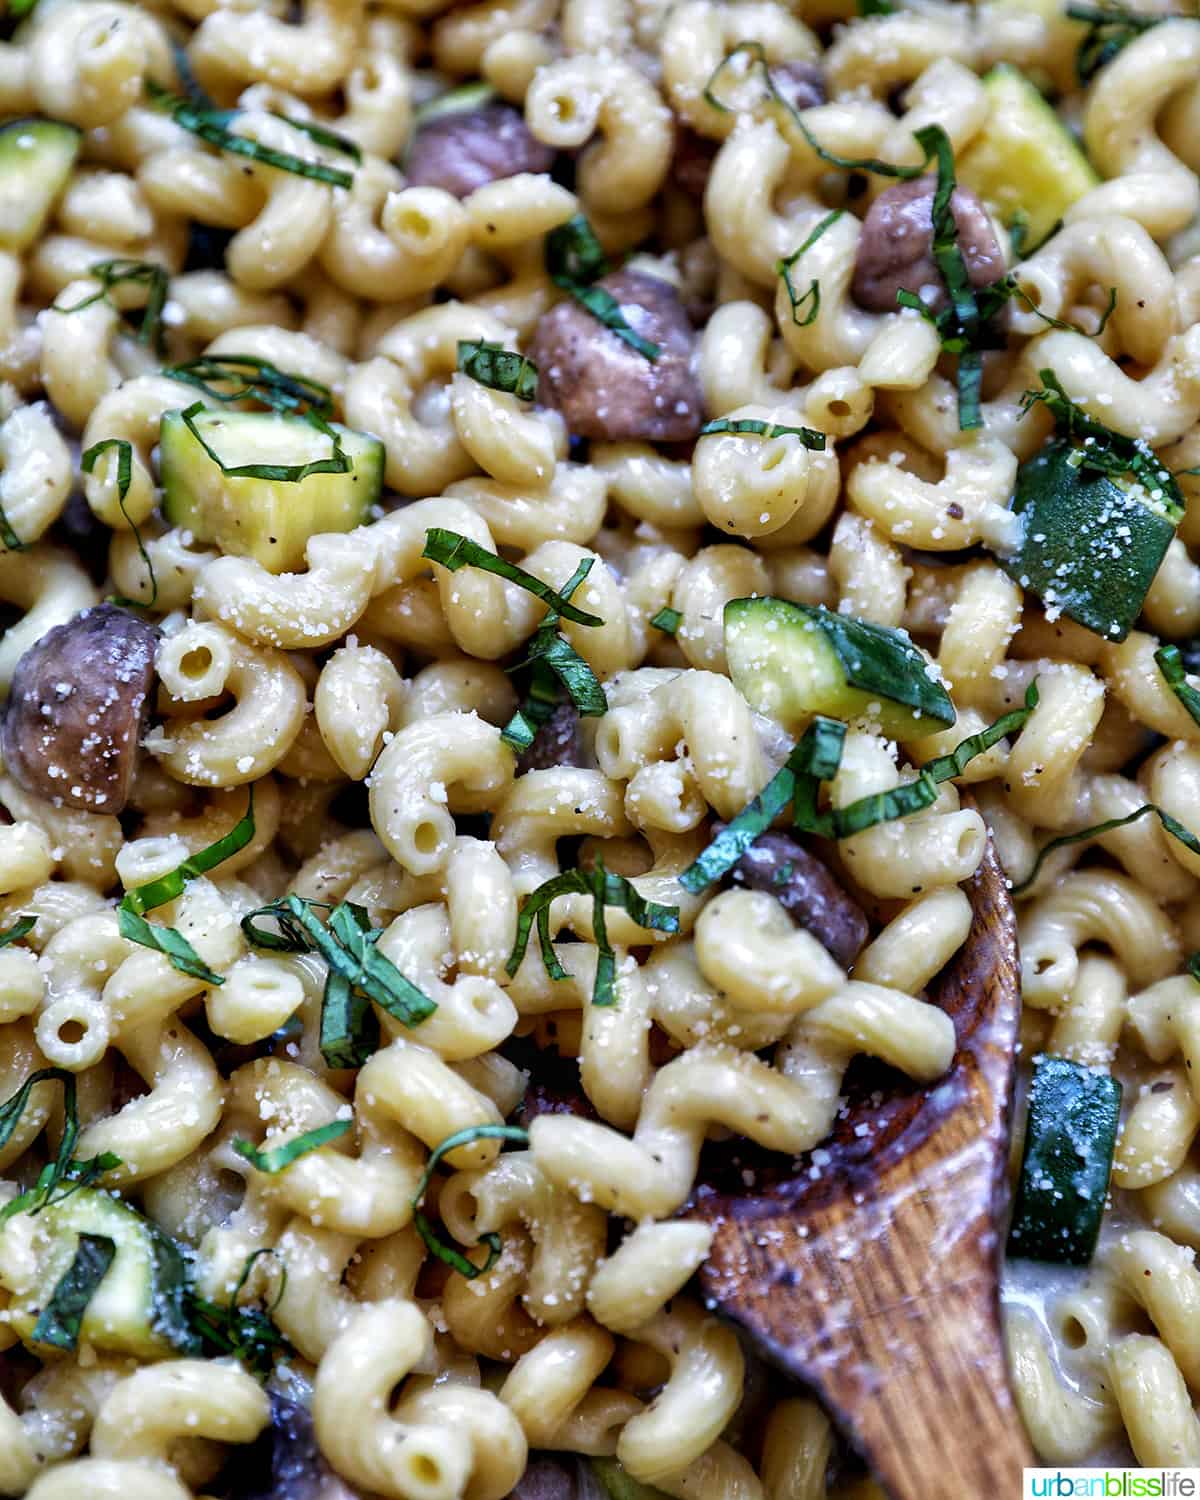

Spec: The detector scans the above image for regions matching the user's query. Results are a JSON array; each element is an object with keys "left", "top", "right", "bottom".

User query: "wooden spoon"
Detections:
[{"left": 688, "top": 828, "right": 1034, "bottom": 1497}]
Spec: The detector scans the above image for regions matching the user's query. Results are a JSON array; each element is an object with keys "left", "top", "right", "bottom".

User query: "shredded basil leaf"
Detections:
[
  {"left": 241, "top": 895, "right": 435, "bottom": 1060},
  {"left": 319, "top": 969, "right": 380, "bottom": 1068},
  {"left": 180, "top": 1248, "right": 292, "bottom": 1376},
  {"left": 777, "top": 210, "right": 842, "bottom": 327},
  {"left": 146, "top": 82, "right": 354, "bottom": 189},
  {"left": 679, "top": 718, "right": 846, "bottom": 895},
  {"left": 33, "top": 1234, "right": 116, "bottom": 1351},
  {"left": 117, "top": 789, "right": 255, "bottom": 985},
  {"left": 81, "top": 439, "right": 157, "bottom": 609},
  {"left": 0, "top": 1071, "right": 122, "bottom": 1224},
  {"left": 1066, "top": 2, "right": 1164, "bottom": 82},
  {"left": 233, "top": 1118, "right": 352, "bottom": 1173},
  {"left": 679, "top": 683, "right": 1040, "bottom": 893},
  {"left": 163, "top": 355, "right": 334, "bottom": 417},
  {"left": 1020, "top": 368, "right": 1184, "bottom": 519},
  {"left": 699, "top": 417, "right": 827, "bottom": 451},
  {"left": 179, "top": 401, "right": 350, "bottom": 483},
  {"left": 52, "top": 259, "right": 168, "bottom": 353},
  {"left": 545, "top": 213, "right": 610, "bottom": 286},
  {"left": 501, "top": 553, "right": 601, "bottom": 751},
  {"left": 422, "top": 528, "right": 604, "bottom": 626},
  {"left": 457, "top": 340, "right": 539, "bottom": 401},
  {"left": 650, "top": 606, "right": 681, "bottom": 635},
  {"left": 0, "top": 1068, "right": 79, "bottom": 1197},
  {"left": 1190, "top": 952, "right": 1200, "bottom": 988},
  {"left": 412, "top": 1124, "right": 529, "bottom": 1277},
  {"left": 505, "top": 859, "right": 679, "bottom": 1004},
  {"left": 544, "top": 214, "right": 661, "bottom": 361},
  {"left": 268, "top": 111, "right": 361, "bottom": 161},
  {"left": 0, "top": 915, "right": 35, "bottom": 948},
  {"left": 920, "top": 680, "right": 1041, "bottom": 782},
  {"left": 1012, "top": 803, "right": 1200, "bottom": 896},
  {"left": 1156, "top": 644, "right": 1200, "bottom": 728}
]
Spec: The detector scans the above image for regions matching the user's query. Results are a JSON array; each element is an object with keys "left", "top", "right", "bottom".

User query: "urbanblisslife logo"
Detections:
[{"left": 1025, "top": 1472, "right": 1200, "bottom": 1497}]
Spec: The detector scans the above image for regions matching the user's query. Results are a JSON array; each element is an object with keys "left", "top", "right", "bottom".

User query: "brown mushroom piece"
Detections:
[
  {"left": 850, "top": 175, "right": 1005, "bottom": 315},
  {"left": 530, "top": 268, "right": 705, "bottom": 442},
  {"left": 1, "top": 603, "right": 158, "bottom": 815},
  {"left": 516, "top": 703, "right": 584, "bottom": 775},
  {"left": 727, "top": 830, "right": 869, "bottom": 968},
  {"left": 405, "top": 103, "right": 555, "bottom": 199}
]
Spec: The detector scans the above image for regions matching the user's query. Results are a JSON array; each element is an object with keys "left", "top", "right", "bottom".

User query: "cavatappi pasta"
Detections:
[{"left": 0, "top": 0, "right": 1198, "bottom": 1493}]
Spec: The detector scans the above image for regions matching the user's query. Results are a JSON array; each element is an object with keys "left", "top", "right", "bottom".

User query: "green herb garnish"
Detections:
[
  {"left": 117, "top": 790, "right": 255, "bottom": 984},
  {"left": 53, "top": 259, "right": 168, "bottom": 354},
  {"left": 1156, "top": 643, "right": 1200, "bottom": 728},
  {"left": 178, "top": 1248, "right": 292, "bottom": 1377},
  {"left": 0, "top": 1070, "right": 123, "bottom": 1224},
  {"left": 179, "top": 401, "right": 350, "bottom": 483},
  {"left": 457, "top": 340, "right": 538, "bottom": 401},
  {"left": 699, "top": 417, "right": 826, "bottom": 450},
  {"left": 32, "top": 1234, "right": 116, "bottom": 1351},
  {"left": 0, "top": 915, "right": 35, "bottom": 947},
  {"left": 81, "top": 438, "right": 157, "bottom": 609},
  {"left": 505, "top": 858, "right": 679, "bottom": 1005},
  {"left": 412, "top": 1125, "right": 529, "bottom": 1277},
  {"left": 1012, "top": 803, "right": 1200, "bottom": 896},
  {"left": 422, "top": 528, "right": 603, "bottom": 625},
  {"left": 146, "top": 82, "right": 354, "bottom": 189},
  {"left": 777, "top": 211, "right": 843, "bottom": 328},
  {"left": 241, "top": 896, "right": 435, "bottom": 1065},
  {"left": 680, "top": 682, "right": 1040, "bottom": 893},
  {"left": 650, "top": 606, "right": 681, "bottom": 635},
  {"left": 233, "top": 1118, "right": 352, "bottom": 1174},
  {"left": 1066, "top": 3, "right": 1165, "bottom": 82},
  {"left": 545, "top": 215, "right": 660, "bottom": 361}
]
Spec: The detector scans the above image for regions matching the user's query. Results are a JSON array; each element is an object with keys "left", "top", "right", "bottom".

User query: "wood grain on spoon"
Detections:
[{"left": 689, "top": 829, "right": 1033, "bottom": 1499}]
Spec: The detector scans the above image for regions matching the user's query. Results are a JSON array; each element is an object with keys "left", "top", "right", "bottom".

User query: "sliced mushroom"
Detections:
[
  {"left": 1, "top": 604, "right": 158, "bottom": 815},
  {"left": 728, "top": 830, "right": 869, "bottom": 968},
  {"left": 530, "top": 268, "right": 704, "bottom": 442},
  {"left": 405, "top": 103, "right": 555, "bottom": 199},
  {"left": 851, "top": 176, "right": 1005, "bottom": 315},
  {"left": 516, "top": 703, "right": 584, "bottom": 775}
]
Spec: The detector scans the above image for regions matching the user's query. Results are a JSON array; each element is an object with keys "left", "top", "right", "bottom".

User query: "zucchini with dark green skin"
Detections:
[
  {"left": 1002, "top": 438, "right": 1179, "bottom": 641},
  {"left": 724, "top": 596, "right": 956, "bottom": 737},
  {"left": 1008, "top": 1054, "right": 1121, "bottom": 1265},
  {"left": 0, "top": 119, "right": 81, "bottom": 252}
]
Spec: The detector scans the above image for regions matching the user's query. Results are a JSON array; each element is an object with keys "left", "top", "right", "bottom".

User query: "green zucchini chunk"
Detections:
[
  {"left": 1008, "top": 1054, "right": 1121, "bottom": 1265},
  {"left": 958, "top": 66, "right": 1098, "bottom": 249},
  {"left": 1002, "top": 438, "right": 1178, "bottom": 642},
  {"left": 160, "top": 408, "right": 384, "bottom": 575},
  {"left": 724, "top": 595, "right": 956, "bottom": 737},
  {"left": 0, "top": 119, "right": 82, "bottom": 253},
  {"left": 0, "top": 1187, "right": 173, "bottom": 1358}
]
